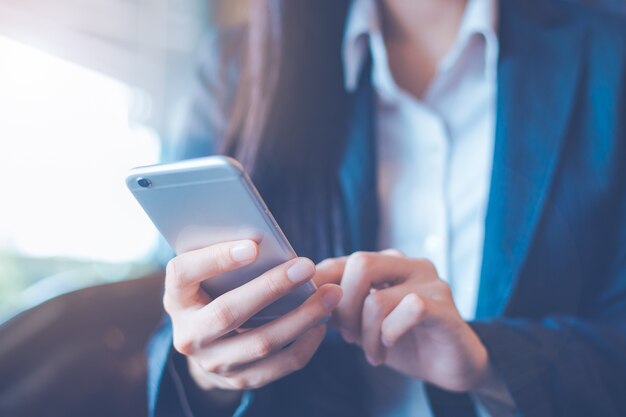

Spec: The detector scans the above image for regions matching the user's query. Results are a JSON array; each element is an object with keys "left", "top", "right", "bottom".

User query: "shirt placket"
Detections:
[{"left": 409, "top": 102, "right": 451, "bottom": 282}]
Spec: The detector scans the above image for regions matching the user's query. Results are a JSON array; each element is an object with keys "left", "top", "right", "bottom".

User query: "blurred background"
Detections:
[
  {"left": 0, "top": 0, "right": 250, "bottom": 323},
  {"left": 0, "top": 0, "right": 625, "bottom": 328},
  {"left": 0, "top": 0, "right": 624, "bottom": 416}
]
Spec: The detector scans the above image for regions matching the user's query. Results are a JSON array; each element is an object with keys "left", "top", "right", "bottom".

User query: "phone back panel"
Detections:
[{"left": 126, "top": 157, "right": 315, "bottom": 326}]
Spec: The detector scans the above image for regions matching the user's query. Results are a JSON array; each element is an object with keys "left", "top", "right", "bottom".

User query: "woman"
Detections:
[{"left": 148, "top": 0, "right": 626, "bottom": 416}]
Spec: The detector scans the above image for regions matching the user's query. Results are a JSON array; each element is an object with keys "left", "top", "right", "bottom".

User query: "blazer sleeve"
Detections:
[
  {"left": 469, "top": 10, "right": 626, "bottom": 415},
  {"left": 471, "top": 193, "right": 626, "bottom": 417},
  {"left": 147, "top": 316, "right": 369, "bottom": 417},
  {"left": 147, "top": 316, "right": 279, "bottom": 417}
]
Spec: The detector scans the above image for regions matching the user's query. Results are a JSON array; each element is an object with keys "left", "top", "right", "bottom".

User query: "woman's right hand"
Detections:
[{"left": 163, "top": 239, "right": 343, "bottom": 397}]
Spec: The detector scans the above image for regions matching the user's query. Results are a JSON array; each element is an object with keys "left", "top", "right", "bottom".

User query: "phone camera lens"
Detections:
[{"left": 137, "top": 178, "right": 152, "bottom": 188}]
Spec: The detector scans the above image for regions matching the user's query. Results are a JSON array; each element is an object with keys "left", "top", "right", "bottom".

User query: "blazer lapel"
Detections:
[
  {"left": 335, "top": 1, "right": 585, "bottom": 318},
  {"left": 476, "top": 0, "right": 585, "bottom": 318},
  {"left": 339, "top": 58, "right": 379, "bottom": 254}
]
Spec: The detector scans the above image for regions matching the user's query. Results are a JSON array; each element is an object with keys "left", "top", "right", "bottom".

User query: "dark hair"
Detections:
[{"left": 222, "top": 0, "right": 353, "bottom": 261}]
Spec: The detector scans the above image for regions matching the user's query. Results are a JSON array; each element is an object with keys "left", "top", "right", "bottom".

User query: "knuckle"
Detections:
[
  {"left": 162, "top": 293, "right": 174, "bottom": 313},
  {"left": 250, "top": 334, "right": 275, "bottom": 359},
  {"left": 244, "top": 376, "right": 265, "bottom": 390},
  {"left": 172, "top": 335, "right": 194, "bottom": 356},
  {"left": 198, "top": 359, "right": 221, "bottom": 375},
  {"left": 265, "top": 273, "right": 287, "bottom": 297},
  {"left": 217, "top": 364, "right": 237, "bottom": 376},
  {"left": 208, "top": 299, "right": 237, "bottom": 333},
  {"left": 166, "top": 258, "right": 185, "bottom": 288},
  {"left": 433, "top": 279, "right": 451, "bottom": 295},
  {"left": 417, "top": 258, "right": 438, "bottom": 275},
  {"left": 227, "top": 377, "right": 248, "bottom": 391},
  {"left": 214, "top": 244, "right": 236, "bottom": 271},
  {"left": 211, "top": 360, "right": 240, "bottom": 377}
]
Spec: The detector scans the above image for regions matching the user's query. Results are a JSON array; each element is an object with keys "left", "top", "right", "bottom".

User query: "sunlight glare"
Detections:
[{"left": 0, "top": 36, "right": 160, "bottom": 262}]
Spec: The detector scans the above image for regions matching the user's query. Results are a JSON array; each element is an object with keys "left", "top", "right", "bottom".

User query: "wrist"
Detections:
[
  {"left": 462, "top": 324, "right": 493, "bottom": 392},
  {"left": 186, "top": 357, "right": 243, "bottom": 409},
  {"left": 468, "top": 339, "right": 500, "bottom": 395},
  {"left": 176, "top": 354, "right": 242, "bottom": 416},
  {"left": 471, "top": 357, "right": 496, "bottom": 394}
]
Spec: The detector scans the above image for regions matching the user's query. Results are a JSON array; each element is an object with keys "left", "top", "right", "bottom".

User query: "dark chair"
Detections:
[{"left": 0, "top": 272, "right": 165, "bottom": 417}]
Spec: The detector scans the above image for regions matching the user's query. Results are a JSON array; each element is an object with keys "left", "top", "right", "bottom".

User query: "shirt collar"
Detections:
[{"left": 342, "top": 0, "right": 499, "bottom": 92}]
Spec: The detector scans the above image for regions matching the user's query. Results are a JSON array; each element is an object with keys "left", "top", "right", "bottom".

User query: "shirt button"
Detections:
[{"left": 424, "top": 234, "right": 443, "bottom": 253}]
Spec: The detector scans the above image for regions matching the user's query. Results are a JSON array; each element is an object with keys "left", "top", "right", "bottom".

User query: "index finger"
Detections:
[
  {"left": 194, "top": 257, "right": 317, "bottom": 339},
  {"left": 164, "top": 240, "right": 258, "bottom": 309},
  {"left": 314, "top": 257, "right": 348, "bottom": 287},
  {"left": 337, "top": 252, "right": 417, "bottom": 342}
]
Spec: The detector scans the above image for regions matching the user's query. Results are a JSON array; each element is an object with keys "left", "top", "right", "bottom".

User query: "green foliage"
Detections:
[{"left": 0, "top": 251, "right": 158, "bottom": 323}]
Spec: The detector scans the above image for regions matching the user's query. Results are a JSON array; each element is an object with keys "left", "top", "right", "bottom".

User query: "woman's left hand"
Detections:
[{"left": 315, "top": 250, "right": 493, "bottom": 392}]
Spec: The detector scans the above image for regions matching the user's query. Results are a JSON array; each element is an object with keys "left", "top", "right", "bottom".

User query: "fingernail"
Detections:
[
  {"left": 231, "top": 241, "right": 256, "bottom": 263},
  {"left": 322, "top": 288, "right": 342, "bottom": 310},
  {"left": 381, "top": 334, "right": 393, "bottom": 348},
  {"left": 287, "top": 258, "right": 315, "bottom": 283}
]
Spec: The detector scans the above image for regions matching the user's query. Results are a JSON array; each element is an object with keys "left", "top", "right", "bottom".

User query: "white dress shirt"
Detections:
[{"left": 343, "top": 0, "right": 513, "bottom": 416}]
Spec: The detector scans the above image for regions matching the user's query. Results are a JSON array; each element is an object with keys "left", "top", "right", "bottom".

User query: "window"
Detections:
[
  {"left": 0, "top": 36, "right": 161, "bottom": 321},
  {"left": 0, "top": 0, "right": 246, "bottom": 323}
]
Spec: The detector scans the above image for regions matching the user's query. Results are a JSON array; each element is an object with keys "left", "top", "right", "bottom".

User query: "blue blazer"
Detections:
[{"left": 148, "top": 1, "right": 626, "bottom": 416}]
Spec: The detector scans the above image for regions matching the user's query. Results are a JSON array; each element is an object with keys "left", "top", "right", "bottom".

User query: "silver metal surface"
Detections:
[{"left": 127, "top": 156, "right": 316, "bottom": 326}]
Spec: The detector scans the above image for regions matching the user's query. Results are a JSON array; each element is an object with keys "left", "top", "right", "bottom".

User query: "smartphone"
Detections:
[{"left": 126, "top": 156, "right": 316, "bottom": 327}]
